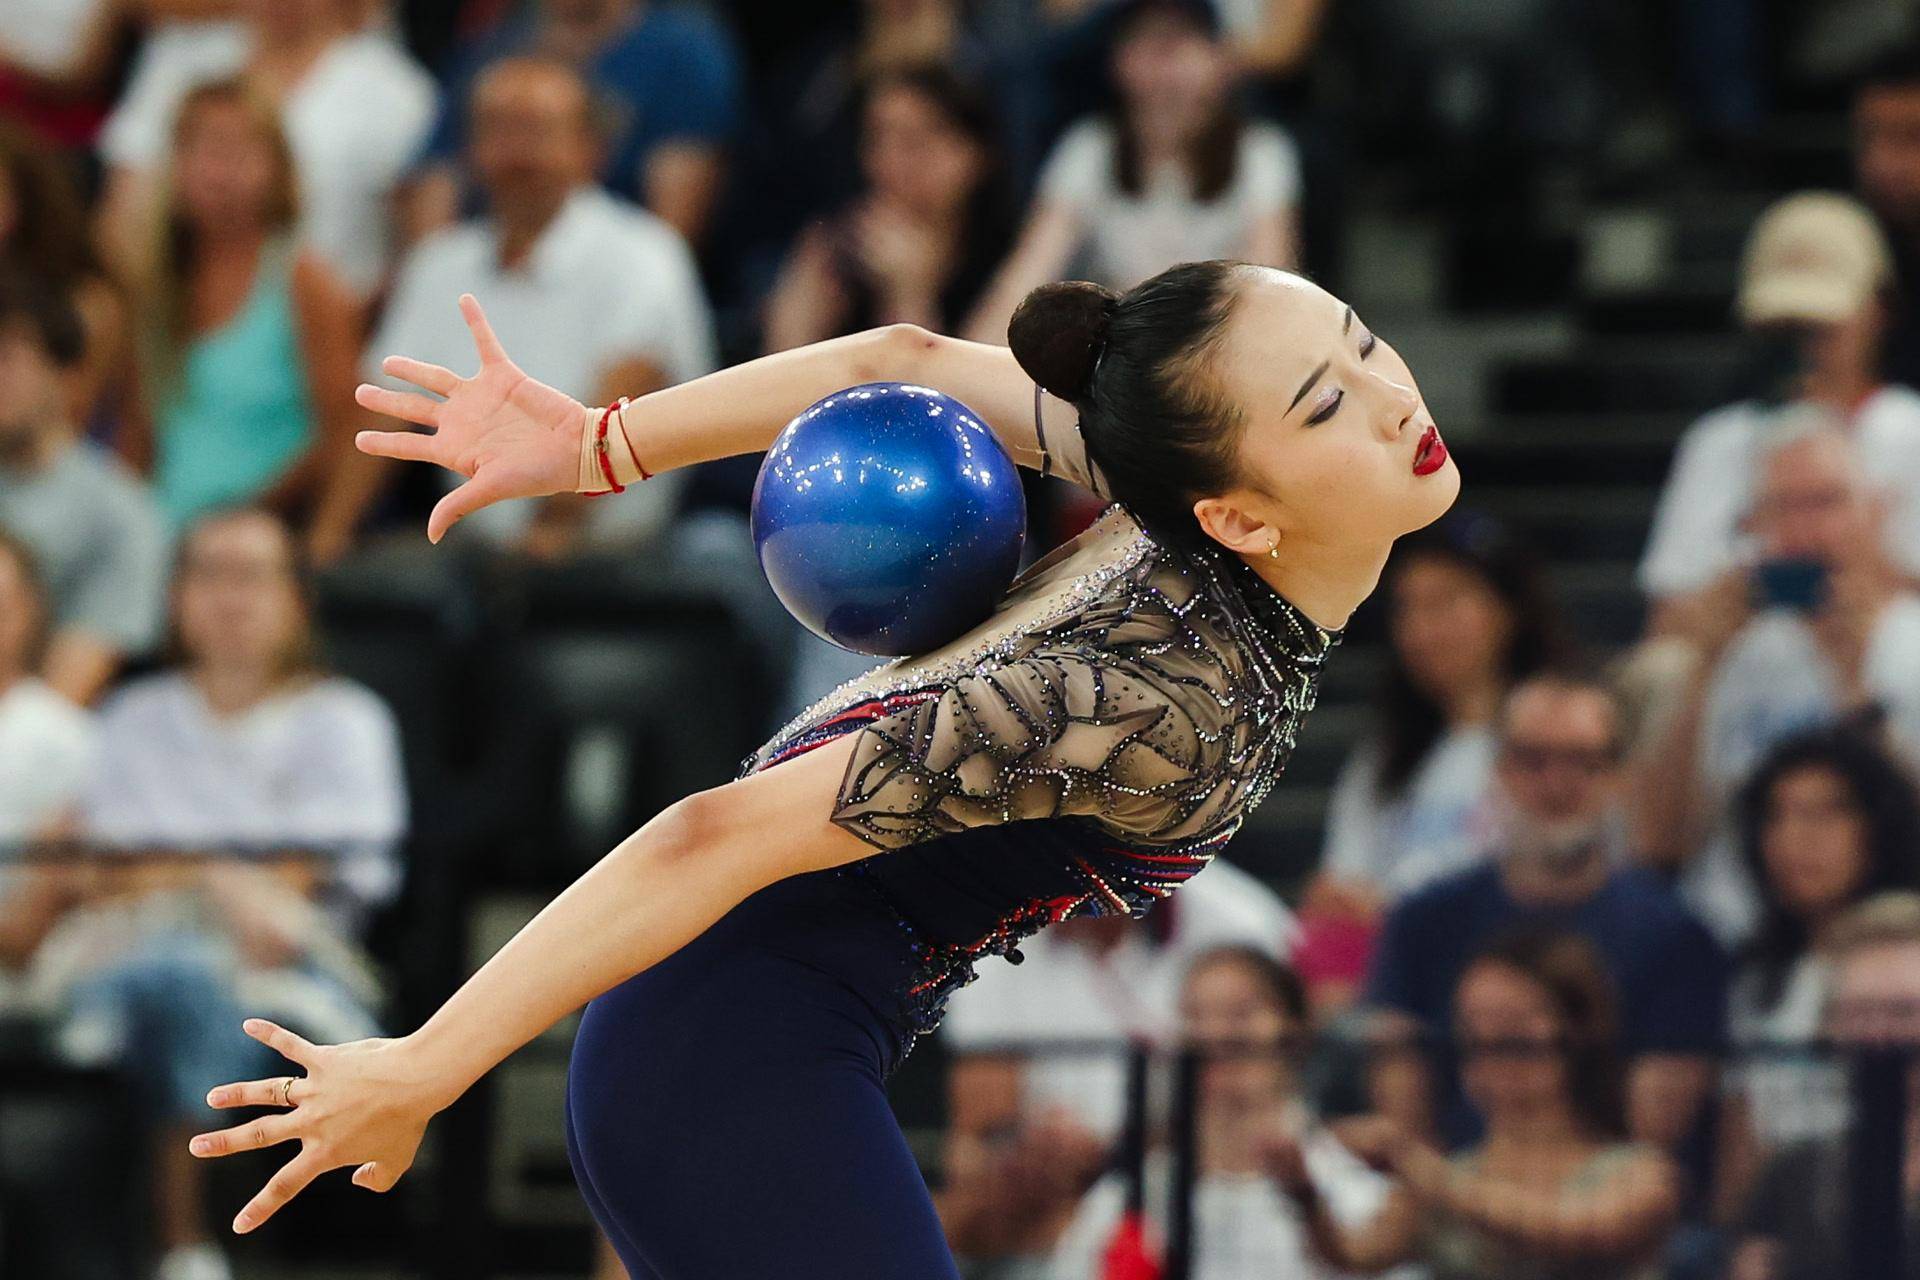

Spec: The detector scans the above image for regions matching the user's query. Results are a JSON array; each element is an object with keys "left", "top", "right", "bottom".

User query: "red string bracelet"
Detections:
[{"left": 588, "top": 397, "right": 650, "bottom": 497}]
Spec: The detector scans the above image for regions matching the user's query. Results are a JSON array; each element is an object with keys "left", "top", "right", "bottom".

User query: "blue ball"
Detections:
[{"left": 751, "top": 382, "right": 1027, "bottom": 656}]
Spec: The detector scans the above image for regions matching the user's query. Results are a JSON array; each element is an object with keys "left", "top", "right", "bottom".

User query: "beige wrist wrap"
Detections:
[{"left": 576, "top": 399, "right": 649, "bottom": 494}]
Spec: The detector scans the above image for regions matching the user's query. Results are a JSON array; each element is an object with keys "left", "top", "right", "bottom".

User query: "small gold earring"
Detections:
[{"left": 1267, "top": 538, "right": 1280, "bottom": 559}]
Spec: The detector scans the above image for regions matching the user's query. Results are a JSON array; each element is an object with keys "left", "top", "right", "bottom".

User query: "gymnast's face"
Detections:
[{"left": 1191, "top": 270, "right": 1459, "bottom": 561}]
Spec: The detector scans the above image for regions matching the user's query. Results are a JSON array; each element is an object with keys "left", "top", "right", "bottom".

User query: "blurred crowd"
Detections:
[{"left": 5, "top": 1, "right": 1920, "bottom": 1280}]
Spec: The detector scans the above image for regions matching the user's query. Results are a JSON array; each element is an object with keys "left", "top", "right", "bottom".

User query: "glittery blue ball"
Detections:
[{"left": 751, "top": 382, "right": 1027, "bottom": 656}]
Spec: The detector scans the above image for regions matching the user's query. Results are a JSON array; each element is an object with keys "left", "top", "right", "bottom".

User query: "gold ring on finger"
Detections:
[{"left": 280, "top": 1077, "right": 296, "bottom": 1108}]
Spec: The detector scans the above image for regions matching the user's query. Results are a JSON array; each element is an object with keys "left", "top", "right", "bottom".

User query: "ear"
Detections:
[{"left": 1192, "top": 492, "right": 1280, "bottom": 557}]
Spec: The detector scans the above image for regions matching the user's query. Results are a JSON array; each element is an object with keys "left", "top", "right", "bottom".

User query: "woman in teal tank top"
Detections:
[{"left": 131, "top": 79, "right": 358, "bottom": 533}]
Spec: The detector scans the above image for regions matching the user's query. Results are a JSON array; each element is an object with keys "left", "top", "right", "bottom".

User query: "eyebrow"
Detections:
[
  {"left": 1289, "top": 361, "right": 1329, "bottom": 411},
  {"left": 1288, "top": 308, "right": 1359, "bottom": 412}
]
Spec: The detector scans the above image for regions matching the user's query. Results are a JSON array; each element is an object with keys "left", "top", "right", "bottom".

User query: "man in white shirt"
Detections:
[
  {"left": 324, "top": 56, "right": 716, "bottom": 558},
  {"left": 1639, "top": 192, "right": 1920, "bottom": 621},
  {"left": 1632, "top": 422, "right": 1920, "bottom": 942}
]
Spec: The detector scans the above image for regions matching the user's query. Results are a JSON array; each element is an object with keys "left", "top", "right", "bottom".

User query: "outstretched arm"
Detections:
[
  {"left": 354, "top": 295, "right": 1102, "bottom": 543},
  {"left": 189, "top": 734, "right": 875, "bottom": 1232}
]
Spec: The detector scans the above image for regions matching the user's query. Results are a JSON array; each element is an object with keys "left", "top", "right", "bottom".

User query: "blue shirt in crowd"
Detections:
[
  {"left": 1367, "top": 861, "right": 1731, "bottom": 1145},
  {"left": 424, "top": 4, "right": 744, "bottom": 194}
]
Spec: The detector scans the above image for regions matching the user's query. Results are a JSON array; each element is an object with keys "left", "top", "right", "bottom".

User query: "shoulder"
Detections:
[
  {"left": 290, "top": 251, "right": 352, "bottom": 312},
  {"left": 290, "top": 676, "right": 401, "bottom": 736},
  {"left": 388, "top": 224, "right": 489, "bottom": 302},
  {"left": 1863, "top": 382, "right": 1920, "bottom": 424},
  {"left": 1607, "top": 868, "right": 1724, "bottom": 946},
  {"left": 56, "top": 443, "right": 162, "bottom": 526},
  {"left": 1393, "top": 864, "right": 1500, "bottom": 923},
  {"left": 95, "top": 672, "right": 189, "bottom": 733},
  {"left": 1041, "top": 118, "right": 1115, "bottom": 182},
  {"left": 2, "top": 678, "right": 94, "bottom": 746},
  {"left": 1240, "top": 120, "right": 1301, "bottom": 167},
  {"left": 1877, "top": 592, "right": 1920, "bottom": 636},
  {"left": 591, "top": 195, "right": 702, "bottom": 269},
  {"left": 328, "top": 32, "right": 436, "bottom": 103},
  {"left": 1674, "top": 401, "right": 1765, "bottom": 459}
]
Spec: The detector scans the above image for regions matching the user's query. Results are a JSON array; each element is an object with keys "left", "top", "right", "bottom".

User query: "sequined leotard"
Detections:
[
  {"left": 562, "top": 438, "right": 1340, "bottom": 1279},
  {"left": 748, "top": 501, "right": 1339, "bottom": 1061}
]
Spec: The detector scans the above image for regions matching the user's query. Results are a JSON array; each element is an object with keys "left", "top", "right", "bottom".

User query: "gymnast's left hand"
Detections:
[{"left": 188, "top": 1018, "right": 454, "bottom": 1234}]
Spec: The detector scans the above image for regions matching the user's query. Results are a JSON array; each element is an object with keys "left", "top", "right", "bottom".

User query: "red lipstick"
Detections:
[{"left": 1412, "top": 424, "right": 1447, "bottom": 476}]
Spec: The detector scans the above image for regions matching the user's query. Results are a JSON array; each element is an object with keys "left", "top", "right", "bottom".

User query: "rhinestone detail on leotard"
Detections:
[{"left": 740, "top": 504, "right": 1339, "bottom": 1069}]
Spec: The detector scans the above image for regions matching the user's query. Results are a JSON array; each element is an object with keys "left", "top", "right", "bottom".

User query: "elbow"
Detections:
[
  {"left": 641, "top": 789, "right": 730, "bottom": 866},
  {"left": 857, "top": 322, "right": 945, "bottom": 384}
]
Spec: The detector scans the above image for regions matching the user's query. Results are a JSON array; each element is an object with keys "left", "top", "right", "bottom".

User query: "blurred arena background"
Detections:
[{"left": 5, "top": 0, "right": 1920, "bottom": 1277}]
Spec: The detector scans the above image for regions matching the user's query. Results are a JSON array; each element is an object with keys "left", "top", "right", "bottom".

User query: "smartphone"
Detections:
[{"left": 1753, "top": 557, "right": 1830, "bottom": 612}]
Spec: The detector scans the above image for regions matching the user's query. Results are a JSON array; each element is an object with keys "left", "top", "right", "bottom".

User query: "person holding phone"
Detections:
[
  {"left": 1639, "top": 193, "right": 1920, "bottom": 639},
  {"left": 1629, "top": 421, "right": 1920, "bottom": 945}
]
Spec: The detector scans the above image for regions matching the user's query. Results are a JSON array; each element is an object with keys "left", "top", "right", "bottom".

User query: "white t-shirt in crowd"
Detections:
[
  {"left": 1638, "top": 387, "right": 1920, "bottom": 598},
  {"left": 1680, "top": 597, "right": 1920, "bottom": 944},
  {"left": 1036, "top": 116, "right": 1302, "bottom": 289},
  {"left": 99, "top": 24, "right": 436, "bottom": 298},
  {"left": 939, "top": 857, "right": 1297, "bottom": 1139},
  {"left": 0, "top": 0, "right": 111, "bottom": 73},
  {"left": 366, "top": 185, "right": 717, "bottom": 546},
  {"left": 1702, "top": 598, "right": 1920, "bottom": 792},
  {"left": 1320, "top": 727, "right": 1498, "bottom": 902},
  {"left": 0, "top": 678, "right": 95, "bottom": 843},
  {"left": 81, "top": 671, "right": 407, "bottom": 936},
  {"left": 1049, "top": 1138, "right": 1406, "bottom": 1280},
  {"left": 1725, "top": 955, "right": 1847, "bottom": 1152}
]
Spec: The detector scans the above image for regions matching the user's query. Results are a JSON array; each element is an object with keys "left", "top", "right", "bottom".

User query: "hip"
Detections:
[{"left": 576, "top": 867, "right": 926, "bottom": 1082}]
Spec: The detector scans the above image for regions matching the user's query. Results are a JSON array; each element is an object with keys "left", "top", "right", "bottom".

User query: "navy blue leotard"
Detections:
[{"left": 563, "top": 504, "right": 1338, "bottom": 1278}]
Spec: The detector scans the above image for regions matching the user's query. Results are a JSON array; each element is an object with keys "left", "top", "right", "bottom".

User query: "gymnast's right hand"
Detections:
[{"left": 354, "top": 292, "right": 587, "bottom": 544}]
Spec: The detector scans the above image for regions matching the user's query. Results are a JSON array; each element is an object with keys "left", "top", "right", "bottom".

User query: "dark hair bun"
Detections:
[{"left": 1008, "top": 280, "right": 1119, "bottom": 402}]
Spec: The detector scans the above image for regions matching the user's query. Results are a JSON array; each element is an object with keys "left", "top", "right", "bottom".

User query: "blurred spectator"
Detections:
[
  {"left": 1714, "top": 728, "right": 1920, "bottom": 1219},
  {"left": 720, "top": 0, "right": 991, "bottom": 304},
  {"left": 1268, "top": 930, "right": 1680, "bottom": 1279},
  {"left": 1050, "top": 944, "right": 1401, "bottom": 1280},
  {"left": 0, "top": 530, "right": 94, "bottom": 851},
  {"left": 1366, "top": 672, "right": 1728, "bottom": 1163},
  {"left": 964, "top": 0, "right": 1301, "bottom": 341},
  {"left": 0, "top": 121, "right": 125, "bottom": 424},
  {"left": 1728, "top": 892, "right": 1920, "bottom": 1280},
  {"left": 1303, "top": 513, "right": 1568, "bottom": 977},
  {"left": 14, "top": 506, "right": 400, "bottom": 1280},
  {"left": 762, "top": 65, "right": 1015, "bottom": 350},
  {"left": 1857, "top": 46, "right": 1920, "bottom": 393},
  {"left": 1222, "top": 0, "right": 1331, "bottom": 80},
  {"left": 408, "top": 0, "right": 743, "bottom": 251},
  {"left": 332, "top": 56, "right": 714, "bottom": 561},
  {"left": 0, "top": 268, "right": 166, "bottom": 705},
  {"left": 1631, "top": 422, "right": 1920, "bottom": 944},
  {"left": 1639, "top": 193, "right": 1920, "bottom": 612},
  {"left": 96, "top": 0, "right": 436, "bottom": 302},
  {"left": 79, "top": 506, "right": 407, "bottom": 932},
  {"left": 0, "top": 0, "right": 122, "bottom": 149},
  {"left": 120, "top": 79, "right": 362, "bottom": 537},
  {"left": 937, "top": 856, "right": 1294, "bottom": 1264}
]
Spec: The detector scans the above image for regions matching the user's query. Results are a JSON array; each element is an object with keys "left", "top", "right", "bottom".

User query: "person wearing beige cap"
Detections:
[
  {"left": 1638, "top": 191, "right": 1920, "bottom": 618},
  {"left": 1737, "top": 193, "right": 1893, "bottom": 330}
]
